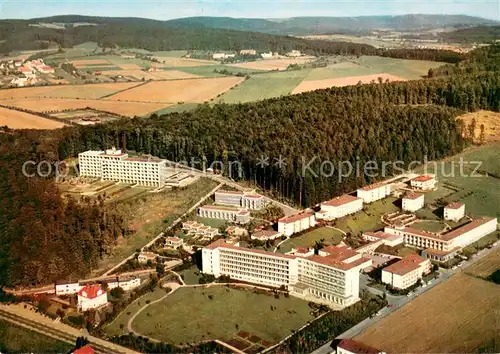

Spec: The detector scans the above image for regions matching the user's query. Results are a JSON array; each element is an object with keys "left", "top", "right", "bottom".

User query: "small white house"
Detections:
[
  {"left": 77, "top": 285, "right": 108, "bottom": 311},
  {"left": 444, "top": 202, "right": 465, "bottom": 222},
  {"left": 137, "top": 252, "right": 157, "bottom": 264},
  {"left": 410, "top": 175, "right": 436, "bottom": 191},
  {"left": 165, "top": 236, "right": 184, "bottom": 248},
  {"left": 278, "top": 212, "right": 315, "bottom": 237},
  {"left": 402, "top": 193, "right": 424, "bottom": 212}
]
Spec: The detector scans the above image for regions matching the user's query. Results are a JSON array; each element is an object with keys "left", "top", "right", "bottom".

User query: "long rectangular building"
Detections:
[
  {"left": 316, "top": 194, "right": 363, "bottom": 220},
  {"left": 214, "top": 190, "right": 266, "bottom": 210},
  {"left": 202, "top": 240, "right": 371, "bottom": 307},
  {"left": 79, "top": 148, "right": 168, "bottom": 187}
]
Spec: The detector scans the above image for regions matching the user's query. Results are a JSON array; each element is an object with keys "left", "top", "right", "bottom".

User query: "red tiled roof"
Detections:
[
  {"left": 412, "top": 175, "right": 434, "bottom": 182},
  {"left": 18, "top": 67, "right": 31, "bottom": 72},
  {"left": 278, "top": 212, "right": 313, "bottom": 224},
  {"left": 446, "top": 202, "right": 464, "bottom": 210},
  {"left": 363, "top": 231, "right": 402, "bottom": 241},
  {"left": 305, "top": 254, "right": 371, "bottom": 271},
  {"left": 404, "top": 193, "right": 423, "bottom": 200},
  {"left": 294, "top": 247, "right": 311, "bottom": 253},
  {"left": 166, "top": 236, "right": 182, "bottom": 242},
  {"left": 77, "top": 285, "right": 105, "bottom": 299},
  {"left": 358, "top": 182, "right": 390, "bottom": 192},
  {"left": 442, "top": 217, "right": 496, "bottom": 241},
  {"left": 383, "top": 254, "right": 428, "bottom": 275},
  {"left": 337, "top": 339, "right": 383, "bottom": 354},
  {"left": 322, "top": 194, "right": 362, "bottom": 207},
  {"left": 73, "top": 345, "right": 95, "bottom": 354},
  {"left": 320, "top": 245, "right": 359, "bottom": 262},
  {"left": 244, "top": 194, "right": 263, "bottom": 199}
]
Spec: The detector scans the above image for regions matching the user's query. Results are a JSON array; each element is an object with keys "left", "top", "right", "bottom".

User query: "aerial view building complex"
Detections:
[{"left": 202, "top": 240, "right": 371, "bottom": 307}]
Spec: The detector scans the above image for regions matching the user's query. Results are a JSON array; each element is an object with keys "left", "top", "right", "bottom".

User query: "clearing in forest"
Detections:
[
  {"left": 457, "top": 110, "right": 500, "bottom": 143},
  {"left": 105, "top": 77, "right": 244, "bottom": 103}
]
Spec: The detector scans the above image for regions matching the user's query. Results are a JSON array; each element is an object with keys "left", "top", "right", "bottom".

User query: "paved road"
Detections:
[{"left": 310, "top": 242, "right": 500, "bottom": 354}]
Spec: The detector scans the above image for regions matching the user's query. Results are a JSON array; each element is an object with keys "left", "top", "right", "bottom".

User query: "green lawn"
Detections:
[
  {"left": 216, "top": 69, "right": 312, "bottom": 104},
  {"left": 411, "top": 220, "right": 447, "bottom": 233},
  {"left": 305, "top": 56, "right": 443, "bottom": 81},
  {"left": 334, "top": 197, "right": 400, "bottom": 236},
  {"left": 105, "top": 286, "right": 171, "bottom": 337},
  {"left": 0, "top": 320, "right": 73, "bottom": 353},
  {"left": 417, "top": 143, "right": 500, "bottom": 218},
  {"left": 131, "top": 286, "right": 314, "bottom": 345},
  {"left": 278, "top": 227, "right": 344, "bottom": 253},
  {"left": 177, "top": 266, "right": 203, "bottom": 285},
  {"left": 194, "top": 217, "right": 227, "bottom": 228},
  {"left": 171, "top": 64, "right": 263, "bottom": 78},
  {"left": 152, "top": 50, "right": 188, "bottom": 57}
]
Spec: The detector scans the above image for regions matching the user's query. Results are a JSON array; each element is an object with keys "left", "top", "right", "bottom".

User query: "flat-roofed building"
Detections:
[
  {"left": 202, "top": 239, "right": 370, "bottom": 307},
  {"left": 55, "top": 281, "right": 82, "bottom": 295},
  {"left": 78, "top": 148, "right": 168, "bottom": 187},
  {"left": 165, "top": 236, "right": 184, "bottom": 248},
  {"left": 287, "top": 247, "right": 315, "bottom": 257},
  {"left": 357, "top": 182, "right": 392, "bottom": 203},
  {"left": 402, "top": 193, "right": 424, "bottom": 212},
  {"left": 278, "top": 213, "right": 316, "bottom": 236},
  {"left": 336, "top": 339, "right": 386, "bottom": 354},
  {"left": 316, "top": 195, "right": 363, "bottom": 220},
  {"left": 362, "top": 231, "right": 404, "bottom": 247},
  {"left": 101, "top": 276, "right": 141, "bottom": 292},
  {"left": 198, "top": 205, "right": 250, "bottom": 224},
  {"left": 444, "top": 202, "right": 465, "bottom": 222},
  {"left": 137, "top": 251, "right": 157, "bottom": 264},
  {"left": 381, "top": 254, "right": 431, "bottom": 289},
  {"left": 214, "top": 190, "right": 266, "bottom": 210},
  {"left": 251, "top": 230, "right": 282, "bottom": 241},
  {"left": 385, "top": 217, "right": 497, "bottom": 262},
  {"left": 165, "top": 172, "right": 195, "bottom": 187},
  {"left": 410, "top": 174, "right": 436, "bottom": 191}
]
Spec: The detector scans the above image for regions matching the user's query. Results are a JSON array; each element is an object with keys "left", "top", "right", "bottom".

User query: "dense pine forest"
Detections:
[{"left": 0, "top": 45, "right": 499, "bottom": 287}]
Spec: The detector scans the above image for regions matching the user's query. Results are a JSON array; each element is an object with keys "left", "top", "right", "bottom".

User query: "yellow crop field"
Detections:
[
  {"left": 2, "top": 98, "right": 168, "bottom": 117},
  {"left": 466, "top": 248, "right": 500, "bottom": 278},
  {"left": 105, "top": 77, "right": 244, "bottom": 103},
  {"left": 0, "top": 107, "right": 65, "bottom": 129},
  {"left": 355, "top": 273, "right": 500, "bottom": 353},
  {"left": 100, "top": 69, "right": 199, "bottom": 81},
  {"left": 0, "top": 83, "right": 141, "bottom": 100}
]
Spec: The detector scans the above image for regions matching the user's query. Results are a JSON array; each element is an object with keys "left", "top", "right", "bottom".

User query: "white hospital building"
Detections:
[
  {"left": 444, "top": 202, "right": 465, "bottom": 222},
  {"left": 402, "top": 193, "right": 424, "bottom": 212},
  {"left": 315, "top": 195, "right": 363, "bottom": 220},
  {"left": 202, "top": 240, "right": 371, "bottom": 307},
  {"left": 198, "top": 205, "right": 251, "bottom": 224},
  {"left": 214, "top": 190, "right": 267, "bottom": 210},
  {"left": 385, "top": 216, "right": 497, "bottom": 262},
  {"left": 381, "top": 254, "right": 431, "bottom": 289},
  {"left": 78, "top": 148, "right": 168, "bottom": 187},
  {"left": 357, "top": 182, "right": 392, "bottom": 203},
  {"left": 278, "top": 213, "right": 316, "bottom": 237}
]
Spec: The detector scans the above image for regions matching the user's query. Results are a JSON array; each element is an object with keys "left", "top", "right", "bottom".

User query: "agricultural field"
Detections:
[
  {"left": 2, "top": 98, "right": 167, "bottom": 117},
  {"left": 95, "top": 178, "right": 219, "bottom": 274},
  {"left": 417, "top": 142, "right": 500, "bottom": 217},
  {"left": 0, "top": 107, "right": 65, "bottom": 129},
  {"left": 216, "top": 69, "right": 312, "bottom": 104},
  {"left": 50, "top": 108, "right": 120, "bottom": 125},
  {"left": 156, "top": 57, "right": 218, "bottom": 67},
  {"left": 129, "top": 286, "right": 314, "bottom": 345},
  {"left": 292, "top": 73, "right": 405, "bottom": 94},
  {"left": 227, "top": 57, "right": 314, "bottom": 71},
  {"left": 100, "top": 69, "right": 199, "bottom": 81},
  {"left": 0, "top": 320, "right": 73, "bottom": 353},
  {"left": 465, "top": 247, "right": 500, "bottom": 278},
  {"left": 0, "top": 82, "right": 140, "bottom": 100},
  {"left": 105, "top": 77, "right": 245, "bottom": 104},
  {"left": 355, "top": 273, "right": 500, "bottom": 353},
  {"left": 278, "top": 227, "right": 344, "bottom": 254}
]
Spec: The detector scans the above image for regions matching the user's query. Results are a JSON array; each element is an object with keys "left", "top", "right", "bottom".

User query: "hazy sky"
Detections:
[{"left": 0, "top": 0, "right": 498, "bottom": 20}]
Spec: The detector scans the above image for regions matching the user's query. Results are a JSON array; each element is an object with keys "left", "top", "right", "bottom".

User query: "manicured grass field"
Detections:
[
  {"left": 334, "top": 197, "right": 400, "bottom": 236},
  {"left": 195, "top": 217, "right": 227, "bottom": 228},
  {"left": 0, "top": 320, "right": 73, "bottom": 353},
  {"left": 216, "top": 69, "right": 312, "bottom": 104},
  {"left": 131, "top": 286, "right": 314, "bottom": 344},
  {"left": 355, "top": 273, "right": 500, "bottom": 353},
  {"left": 411, "top": 220, "right": 447, "bottom": 233},
  {"left": 278, "top": 226, "right": 344, "bottom": 253},
  {"left": 177, "top": 266, "right": 203, "bottom": 285},
  {"left": 105, "top": 286, "right": 171, "bottom": 337},
  {"left": 417, "top": 143, "right": 500, "bottom": 218}
]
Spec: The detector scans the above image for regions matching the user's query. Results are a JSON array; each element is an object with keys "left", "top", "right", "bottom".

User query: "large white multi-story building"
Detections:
[
  {"left": 410, "top": 175, "right": 436, "bottom": 191},
  {"left": 78, "top": 148, "right": 168, "bottom": 187},
  {"left": 385, "top": 217, "right": 497, "bottom": 262},
  {"left": 202, "top": 240, "right": 371, "bottom": 307},
  {"left": 315, "top": 195, "right": 363, "bottom": 220},
  {"left": 381, "top": 254, "right": 431, "bottom": 289},
  {"left": 214, "top": 190, "right": 266, "bottom": 210},
  {"left": 278, "top": 213, "right": 316, "bottom": 236},
  {"left": 444, "top": 202, "right": 465, "bottom": 222},
  {"left": 356, "top": 183, "right": 392, "bottom": 203},
  {"left": 402, "top": 193, "right": 424, "bottom": 212},
  {"left": 198, "top": 205, "right": 251, "bottom": 224}
]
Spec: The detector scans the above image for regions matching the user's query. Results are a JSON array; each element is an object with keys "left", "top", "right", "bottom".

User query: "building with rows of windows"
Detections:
[
  {"left": 214, "top": 190, "right": 267, "bottom": 210},
  {"left": 78, "top": 148, "right": 168, "bottom": 187},
  {"left": 202, "top": 240, "right": 371, "bottom": 307}
]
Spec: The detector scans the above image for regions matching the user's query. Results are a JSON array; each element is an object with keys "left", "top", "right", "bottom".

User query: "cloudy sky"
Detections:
[{"left": 0, "top": 0, "right": 498, "bottom": 20}]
